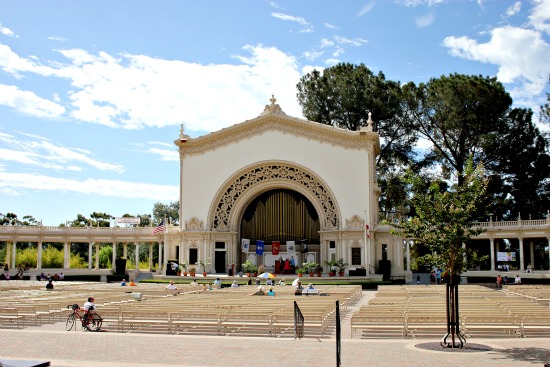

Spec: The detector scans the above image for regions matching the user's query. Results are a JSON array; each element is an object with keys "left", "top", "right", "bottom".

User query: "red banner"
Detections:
[{"left": 272, "top": 241, "right": 280, "bottom": 255}]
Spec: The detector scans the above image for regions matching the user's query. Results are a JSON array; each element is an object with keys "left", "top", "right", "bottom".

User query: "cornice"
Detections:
[{"left": 174, "top": 113, "right": 380, "bottom": 156}]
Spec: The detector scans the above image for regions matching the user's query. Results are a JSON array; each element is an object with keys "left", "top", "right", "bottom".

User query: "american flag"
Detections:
[{"left": 151, "top": 221, "right": 165, "bottom": 235}]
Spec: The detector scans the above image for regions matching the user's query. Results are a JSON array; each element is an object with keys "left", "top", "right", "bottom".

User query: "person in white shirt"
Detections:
[
  {"left": 83, "top": 296, "right": 96, "bottom": 323},
  {"left": 231, "top": 280, "right": 239, "bottom": 288},
  {"left": 166, "top": 281, "right": 178, "bottom": 294},
  {"left": 514, "top": 275, "right": 522, "bottom": 284},
  {"left": 213, "top": 278, "right": 222, "bottom": 288}
]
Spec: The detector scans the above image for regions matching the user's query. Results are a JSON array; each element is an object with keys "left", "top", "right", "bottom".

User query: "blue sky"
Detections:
[{"left": 0, "top": 0, "right": 549, "bottom": 226}]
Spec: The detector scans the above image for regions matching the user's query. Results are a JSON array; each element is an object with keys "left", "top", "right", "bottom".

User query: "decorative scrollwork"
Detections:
[{"left": 212, "top": 164, "right": 338, "bottom": 231}]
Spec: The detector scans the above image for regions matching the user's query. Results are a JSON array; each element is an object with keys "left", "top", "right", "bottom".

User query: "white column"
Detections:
[
  {"left": 529, "top": 240, "right": 535, "bottom": 270},
  {"left": 158, "top": 243, "right": 163, "bottom": 273},
  {"left": 489, "top": 238, "right": 495, "bottom": 270},
  {"left": 406, "top": 240, "right": 411, "bottom": 271},
  {"left": 123, "top": 243, "right": 128, "bottom": 259},
  {"left": 148, "top": 243, "right": 153, "bottom": 271},
  {"left": 112, "top": 242, "right": 117, "bottom": 271},
  {"left": 518, "top": 237, "right": 525, "bottom": 271},
  {"left": 88, "top": 243, "right": 93, "bottom": 269},
  {"left": 94, "top": 242, "right": 100, "bottom": 270},
  {"left": 11, "top": 241, "right": 17, "bottom": 269},
  {"left": 64, "top": 242, "right": 70, "bottom": 269},
  {"left": 135, "top": 242, "right": 140, "bottom": 270},
  {"left": 36, "top": 241, "right": 43, "bottom": 270}
]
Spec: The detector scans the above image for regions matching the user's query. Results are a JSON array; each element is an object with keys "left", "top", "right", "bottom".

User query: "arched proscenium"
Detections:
[{"left": 210, "top": 162, "right": 339, "bottom": 232}]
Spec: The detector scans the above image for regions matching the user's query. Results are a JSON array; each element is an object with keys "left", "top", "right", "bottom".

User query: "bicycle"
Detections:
[{"left": 66, "top": 304, "right": 102, "bottom": 332}]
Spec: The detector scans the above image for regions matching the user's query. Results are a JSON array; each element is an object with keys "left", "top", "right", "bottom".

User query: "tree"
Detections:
[
  {"left": 402, "top": 73, "right": 512, "bottom": 186},
  {"left": 296, "top": 63, "right": 418, "bottom": 172},
  {"left": 296, "top": 63, "right": 418, "bottom": 218},
  {"left": 483, "top": 108, "right": 550, "bottom": 219},
  {"left": 541, "top": 75, "right": 550, "bottom": 124},
  {"left": 392, "top": 160, "right": 489, "bottom": 348},
  {"left": 152, "top": 201, "right": 179, "bottom": 225},
  {"left": 90, "top": 212, "right": 113, "bottom": 227}
]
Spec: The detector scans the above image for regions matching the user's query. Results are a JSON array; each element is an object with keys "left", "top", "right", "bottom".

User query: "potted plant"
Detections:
[
  {"left": 303, "top": 261, "right": 317, "bottom": 277},
  {"left": 325, "top": 260, "right": 338, "bottom": 276},
  {"left": 316, "top": 265, "right": 324, "bottom": 277},
  {"left": 296, "top": 267, "right": 306, "bottom": 277},
  {"left": 197, "top": 259, "right": 210, "bottom": 276},
  {"left": 179, "top": 261, "right": 189, "bottom": 276},
  {"left": 337, "top": 258, "right": 348, "bottom": 276},
  {"left": 189, "top": 266, "right": 196, "bottom": 277},
  {"left": 242, "top": 260, "right": 255, "bottom": 277},
  {"left": 257, "top": 264, "right": 265, "bottom": 274}
]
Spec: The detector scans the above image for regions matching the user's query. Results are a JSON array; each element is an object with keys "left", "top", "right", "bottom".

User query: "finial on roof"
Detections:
[
  {"left": 179, "top": 123, "right": 190, "bottom": 143},
  {"left": 260, "top": 94, "right": 286, "bottom": 116},
  {"left": 367, "top": 112, "right": 373, "bottom": 132}
]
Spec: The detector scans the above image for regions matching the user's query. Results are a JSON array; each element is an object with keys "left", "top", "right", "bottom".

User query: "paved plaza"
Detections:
[
  {"left": 1, "top": 326, "right": 549, "bottom": 367},
  {"left": 1, "top": 288, "right": 549, "bottom": 367}
]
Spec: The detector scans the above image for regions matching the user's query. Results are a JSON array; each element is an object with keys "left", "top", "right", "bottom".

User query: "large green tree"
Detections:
[
  {"left": 153, "top": 201, "right": 179, "bottom": 225},
  {"left": 402, "top": 73, "right": 512, "bottom": 186},
  {"left": 393, "top": 160, "right": 489, "bottom": 347},
  {"left": 483, "top": 108, "right": 550, "bottom": 219},
  {"left": 296, "top": 63, "right": 417, "bottom": 172}
]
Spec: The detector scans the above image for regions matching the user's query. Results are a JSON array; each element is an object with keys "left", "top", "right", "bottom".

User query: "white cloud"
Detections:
[
  {"left": 271, "top": 12, "right": 309, "bottom": 26},
  {"left": 504, "top": 1, "right": 522, "bottom": 18},
  {"left": 0, "top": 44, "right": 305, "bottom": 132},
  {"left": 395, "top": 0, "right": 445, "bottom": 7},
  {"left": 443, "top": 25, "right": 550, "bottom": 102},
  {"left": 529, "top": 0, "right": 550, "bottom": 34},
  {"left": 415, "top": 13, "right": 435, "bottom": 28},
  {"left": 357, "top": 1, "right": 376, "bottom": 17},
  {"left": 48, "top": 36, "right": 69, "bottom": 42},
  {"left": 335, "top": 36, "right": 368, "bottom": 47},
  {"left": 0, "top": 132, "right": 124, "bottom": 173},
  {"left": 324, "top": 22, "right": 338, "bottom": 30},
  {"left": 0, "top": 23, "right": 17, "bottom": 38},
  {"left": 0, "top": 172, "right": 178, "bottom": 200},
  {"left": 0, "top": 84, "right": 65, "bottom": 118}
]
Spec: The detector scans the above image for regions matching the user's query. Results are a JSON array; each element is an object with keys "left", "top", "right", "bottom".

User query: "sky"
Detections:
[{"left": 0, "top": 0, "right": 549, "bottom": 226}]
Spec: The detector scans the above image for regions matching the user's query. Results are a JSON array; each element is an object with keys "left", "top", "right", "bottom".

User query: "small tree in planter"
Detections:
[
  {"left": 188, "top": 266, "right": 196, "bottom": 277},
  {"left": 242, "top": 260, "right": 255, "bottom": 277},
  {"left": 324, "top": 260, "right": 338, "bottom": 276},
  {"left": 179, "top": 261, "right": 189, "bottom": 276},
  {"left": 303, "top": 261, "right": 317, "bottom": 277},
  {"left": 337, "top": 258, "right": 348, "bottom": 276},
  {"left": 316, "top": 265, "right": 324, "bottom": 277},
  {"left": 197, "top": 259, "right": 211, "bottom": 276},
  {"left": 296, "top": 267, "right": 306, "bottom": 277}
]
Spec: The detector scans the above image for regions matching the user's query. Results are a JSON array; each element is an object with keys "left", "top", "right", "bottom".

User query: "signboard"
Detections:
[
  {"left": 115, "top": 217, "right": 141, "bottom": 225},
  {"left": 497, "top": 251, "right": 516, "bottom": 262}
]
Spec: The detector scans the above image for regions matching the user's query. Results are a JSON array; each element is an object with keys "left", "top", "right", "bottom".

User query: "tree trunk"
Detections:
[{"left": 441, "top": 276, "right": 466, "bottom": 348}]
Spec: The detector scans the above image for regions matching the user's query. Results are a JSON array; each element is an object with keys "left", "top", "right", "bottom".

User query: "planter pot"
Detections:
[
  {"left": 309, "top": 273, "right": 314, "bottom": 277},
  {"left": 339, "top": 271, "right": 345, "bottom": 276},
  {"left": 246, "top": 272, "right": 251, "bottom": 277},
  {"left": 329, "top": 272, "right": 336, "bottom": 277},
  {"left": 202, "top": 272, "right": 207, "bottom": 277},
  {"left": 190, "top": 272, "right": 196, "bottom": 277},
  {"left": 177, "top": 272, "right": 181, "bottom": 276},
  {"left": 317, "top": 273, "right": 322, "bottom": 277},
  {"left": 183, "top": 272, "right": 188, "bottom": 276},
  {"left": 297, "top": 273, "right": 303, "bottom": 277}
]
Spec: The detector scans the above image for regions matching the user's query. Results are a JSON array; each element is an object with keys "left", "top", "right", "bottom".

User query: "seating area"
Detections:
[
  {"left": 351, "top": 284, "right": 550, "bottom": 339},
  {"left": 0, "top": 280, "right": 360, "bottom": 338}
]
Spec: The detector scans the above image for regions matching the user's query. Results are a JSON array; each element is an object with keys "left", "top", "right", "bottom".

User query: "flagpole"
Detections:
[{"left": 163, "top": 216, "right": 168, "bottom": 275}]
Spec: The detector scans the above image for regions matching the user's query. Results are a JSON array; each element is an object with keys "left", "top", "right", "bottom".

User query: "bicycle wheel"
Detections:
[
  {"left": 65, "top": 313, "right": 75, "bottom": 331},
  {"left": 85, "top": 314, "right": 102, "bottom": 332}
]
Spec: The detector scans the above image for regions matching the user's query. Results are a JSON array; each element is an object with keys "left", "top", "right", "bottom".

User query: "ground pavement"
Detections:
[{"left": 1, "top": 291, "right": 549, "bottom": 367}]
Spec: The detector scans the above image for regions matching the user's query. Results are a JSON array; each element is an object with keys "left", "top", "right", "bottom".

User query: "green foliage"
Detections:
[
  {"left": 153, "top": 201, "right": 179, "bottom": 225},
  {"left": 42, "top": 246, "right": 64, "bottom": 268},
  {"left": 16, "top": 248, "right": 38, "bottom": 267},
  {"left": 70, "top": 253, "right": 87, "bottom": 269},
  {"left": 98, "top": 246, "right": 113, "bottom": 268},
  {"left": 392, "top": 160, "right": 489, "bottom": 277}
]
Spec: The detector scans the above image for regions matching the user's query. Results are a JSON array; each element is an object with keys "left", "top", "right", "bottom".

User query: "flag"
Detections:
[
  {"left": 272, "top": 241, "right": 280, "bottom": 255},
  {"left": 286, "top": 241, "right": 296, "bottom": 256},
  {"left": 365, "top": 224, "right": 371, "bottom": 238},
  {"left": 151, "top": 221, "right": 165, "bottom": 235},
  {"left": 256, "top": 240, "right": 264, "bottom": 255},
  {"left": 241, "top": 238, "right": 250, "bottom": 253}
]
